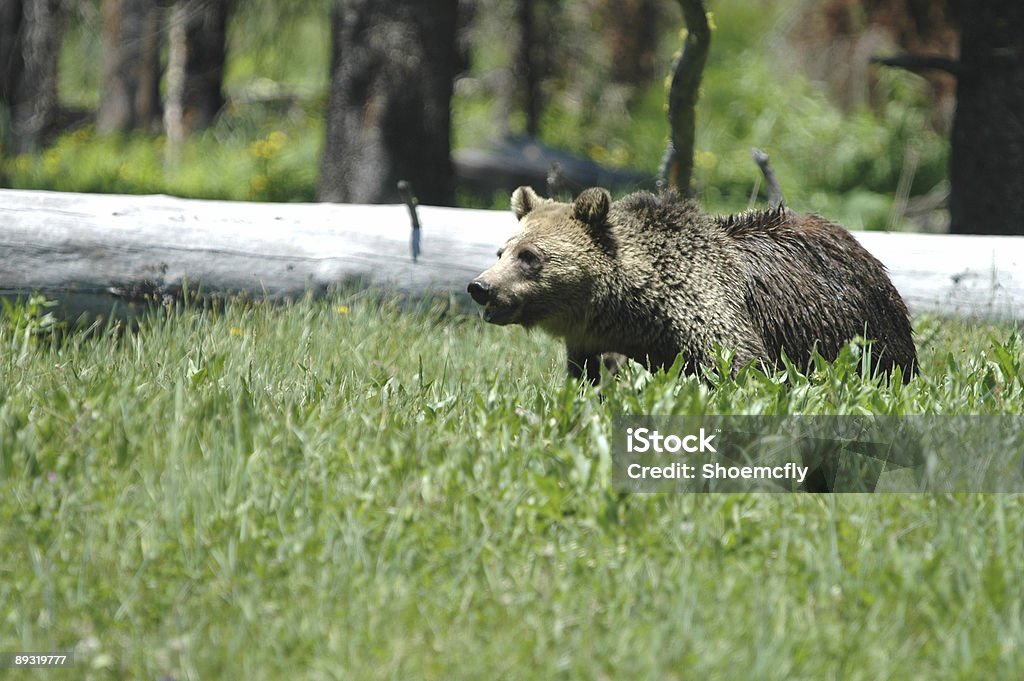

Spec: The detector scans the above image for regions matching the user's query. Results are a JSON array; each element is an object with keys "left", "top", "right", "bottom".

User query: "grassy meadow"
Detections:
[
  {"left": 1, "top": 296, "right": 1023, "bottom": 679},
  {"left": 2, "top": 0, "right": 1020, "bottom": 678}
]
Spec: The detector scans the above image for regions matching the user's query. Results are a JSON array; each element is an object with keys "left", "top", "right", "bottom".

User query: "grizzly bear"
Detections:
[{"left": 467, "top": 186, "right": 917, "bottom": 383}]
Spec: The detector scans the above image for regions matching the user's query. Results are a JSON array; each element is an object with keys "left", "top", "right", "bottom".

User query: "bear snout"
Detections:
[{"left": 467, "top": 279, "right": 493, "bottom": 306}]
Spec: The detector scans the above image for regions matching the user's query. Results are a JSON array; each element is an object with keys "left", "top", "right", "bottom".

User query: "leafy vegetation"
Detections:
[
  {"left": 1, "top": 295, "right": 1023, "bottom": 679},
  {"left": 5, "top": 0, "right": 946, "bottom": 229},
  {"left": 5, "top": 119, "right": 320, "bottom": 202}
]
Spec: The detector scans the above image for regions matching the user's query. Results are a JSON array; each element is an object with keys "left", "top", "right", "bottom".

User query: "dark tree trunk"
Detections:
[
  {"left": 181, "top": 0, "right": 229, "bottom": 131},
  {"left": 318, "top": 0, "right": 459, "bottom": 206},
  {"left": 0, "top": 0, "right": 23, "bottom": 106},
  {"left": 0, "top": 0, "right": 19, "bottom": 182},
  {"left": 1, "top": 0, "right": 64, "bottom": 153},
  {"left": 516, "top": 0, "right": 541, "bottom": 137},
  {"left": 97, "top": 0, "right": 164, "bottom": 134},
  {"left": 949, "top": 1, "right": 1024, "bottom": 234}
]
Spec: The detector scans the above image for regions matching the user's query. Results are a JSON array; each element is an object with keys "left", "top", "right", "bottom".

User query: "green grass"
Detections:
[{"left": 2, "top": 295, "right": 1023, "bottom": 679}]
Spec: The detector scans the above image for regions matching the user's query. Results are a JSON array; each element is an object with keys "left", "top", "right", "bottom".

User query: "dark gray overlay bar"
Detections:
[{"left": 613, "top": 416, "right": 1024, "bottom": 493}]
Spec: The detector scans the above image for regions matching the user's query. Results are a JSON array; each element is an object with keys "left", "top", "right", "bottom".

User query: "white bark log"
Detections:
[
  {"left": 2, "top": 189, "right": 1023, "bottom": 321},
  {"left": 854, "top": 231, "right": 1024, "bottom": 320},
  {"left": 0, "top": 189, "right": 514, "bottom": 318}
]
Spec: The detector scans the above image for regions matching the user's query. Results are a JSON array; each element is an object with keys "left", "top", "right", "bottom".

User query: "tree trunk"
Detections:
[
  {"left": 2, "top": 0, "right": 64, "bottom": 154},
  {"left": 318, "top": 0, "right": 459, "bottom": 206},
  {"left": 0, "top": 0, "right": 23, "bottom": 107},
  {"left": 949, "top": 1, "right": 1024, "bottom": 235},
  {"left": 163, "top": 0, "right": 228, "bottom": 162},
  {"left": 516, "top": 0, "right": 542, "bottom": 137},
  {"left": 0, "top": 0, "right": 23, "bottom": 162},
  {"left": 163, "top": 0, "right": 187, "bottom": 163},
  {"left": 97, "top": 0, "right": 164, "bottom": 134},
  {"left": 181, "top": 0, "right": 229, "bottom": 131}
]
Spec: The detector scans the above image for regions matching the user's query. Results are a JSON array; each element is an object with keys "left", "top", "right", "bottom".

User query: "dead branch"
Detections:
[
  {"left": 751, "top": 147, "right": 784, "bottom": 209},
  {"left": 658, "top": 0, "right": 711, "bottom": 194}
]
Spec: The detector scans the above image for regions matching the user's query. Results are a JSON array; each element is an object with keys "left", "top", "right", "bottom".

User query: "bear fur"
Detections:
[{"left": 467, "top": 186, "right": 917, "bottom": 383}]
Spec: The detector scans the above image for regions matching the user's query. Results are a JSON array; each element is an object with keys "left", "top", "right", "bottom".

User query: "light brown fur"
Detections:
[{"left": 468, "top": 186, "right": 917, "bottom": 383}]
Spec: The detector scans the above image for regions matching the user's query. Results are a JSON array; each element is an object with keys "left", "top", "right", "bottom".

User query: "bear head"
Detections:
[{"left": 468, "top": 186, "right": 614, "bottom": 336}]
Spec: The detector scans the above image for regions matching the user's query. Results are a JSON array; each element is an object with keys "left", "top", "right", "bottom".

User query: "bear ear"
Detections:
[
  {"left": 572, "top": 187, "right": 611, "bottom": 227},
  {"left": 511, "top": 186, "right": 547, "bottom": 220}
]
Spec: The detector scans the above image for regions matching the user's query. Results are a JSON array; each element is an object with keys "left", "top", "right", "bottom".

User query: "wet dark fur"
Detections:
[
  {"left": 621, "top": 191, "right": 916, "bottom": 377},
  {"left": 722, "top": 206, "right": 915, "bottom": 379}
]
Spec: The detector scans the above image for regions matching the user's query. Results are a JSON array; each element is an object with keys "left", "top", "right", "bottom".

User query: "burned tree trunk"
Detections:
[
  {"left": 180, "top": 0, "right": 229, "bottom": 131},
  {"left": 0, "top": 0, "right": 24, "bottom": 157},
  {"left": 318, "top": 0, "right": 460, "bottom": 205},
  {"left": 0, "top": 0, "right": 23, "bottom": 110},
  {"left": 97, "top": 0, "right": 164, "bottom": 134},
  {"left": 515, "top": 0, "right": 544, "bottom": 137},
  {"left": 1, "top": 0, "right": 64, "bottom": 153},
  {"left": 948, "top": 0, "right": 1024, "bottom": 235}
]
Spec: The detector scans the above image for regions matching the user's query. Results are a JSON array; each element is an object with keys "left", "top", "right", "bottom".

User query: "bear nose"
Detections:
[{"left": 467, "top": 279, "right": 492, "bottom": 305}]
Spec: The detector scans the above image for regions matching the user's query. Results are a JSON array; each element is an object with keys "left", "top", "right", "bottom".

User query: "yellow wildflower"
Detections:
[{"left": 249, "top": 174, "right": 269, "bottom": 193}]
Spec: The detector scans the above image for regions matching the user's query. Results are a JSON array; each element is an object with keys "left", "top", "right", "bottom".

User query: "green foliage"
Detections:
[
  {"left": 457, "top": 0, "right": 948, "bottom": 227},
  {"left": 10, "top": 0, "right": 948, "bottom": 222},
  {"left": 13, "top": 0, "right": 330, "bottom": 201},
  {"left": 223, "top": 0, "right": 331, "bottom": 92},
  {"left": 1, "top": 293, "right": 62, "bottom": 342},
  {"left": 1, "top": 296, "right": 1023, "bottom": 678},
  {"left": 56, "top": 0, "right": 332, "bottom": 111},
  {"left": 694, "top": 46, "right": 948, "bottom": 226},
  {"left": 5, "top": 114, "right": 320, "bottom": 201}
]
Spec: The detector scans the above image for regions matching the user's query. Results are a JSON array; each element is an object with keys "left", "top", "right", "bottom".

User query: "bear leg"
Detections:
[{"left": 567, "top": 348, "right": 602, "bottom": 384}]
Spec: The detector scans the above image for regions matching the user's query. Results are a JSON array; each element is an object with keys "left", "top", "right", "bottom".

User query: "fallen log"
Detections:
[
  {"left": 855, "top": 230, "right": 1024, "bottom": 320},
  {"left": 2, "top": 188, "right": 1024, "bottom": 321},
  {"left": 0, "top": 189, "right": 512, "bottom": 319}
]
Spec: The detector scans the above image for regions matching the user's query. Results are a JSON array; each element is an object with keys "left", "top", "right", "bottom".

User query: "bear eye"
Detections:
[{"left": 517, "top": 247, "right": 541, "bottom": 267}]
